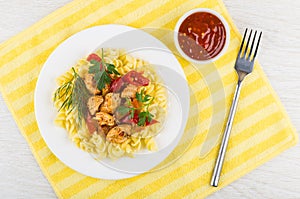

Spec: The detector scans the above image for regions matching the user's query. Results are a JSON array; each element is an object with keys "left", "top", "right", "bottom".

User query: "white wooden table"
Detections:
[{"left": 0, "top": 0, "right": 299, "bottom": 198}]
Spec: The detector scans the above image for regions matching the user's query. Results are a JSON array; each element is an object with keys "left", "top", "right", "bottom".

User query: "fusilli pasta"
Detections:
[{"left": 53, "top": 48, "right": 167, "bottom": 159}]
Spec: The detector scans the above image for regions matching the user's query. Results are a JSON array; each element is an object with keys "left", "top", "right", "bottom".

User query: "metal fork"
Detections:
[{"left": 211, "top": 29, "right": 262, "bottom": 187}]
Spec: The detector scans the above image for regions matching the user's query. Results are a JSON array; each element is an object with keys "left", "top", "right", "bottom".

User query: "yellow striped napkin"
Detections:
[{"left": 0, "top": 0, "right": 297, "bottom": 198}]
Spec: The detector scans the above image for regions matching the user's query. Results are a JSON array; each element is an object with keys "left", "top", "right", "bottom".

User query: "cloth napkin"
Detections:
[{"left": 0, "top": 0, "right": 297, "bottom": 198}]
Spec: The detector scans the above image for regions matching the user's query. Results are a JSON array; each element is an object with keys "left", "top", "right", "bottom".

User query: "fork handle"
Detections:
[{"left": 211, "top": 80, "right": 242, "bottom": 187}]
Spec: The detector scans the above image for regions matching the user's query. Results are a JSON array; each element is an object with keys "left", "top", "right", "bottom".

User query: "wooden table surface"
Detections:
[{"left": 0, "top": 0, "right": 299, "bottom": 198}]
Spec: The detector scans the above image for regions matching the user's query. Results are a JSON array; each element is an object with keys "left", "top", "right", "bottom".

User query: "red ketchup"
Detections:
[{"left": 178, "top": 12, "right": 226, "bottom": 61}]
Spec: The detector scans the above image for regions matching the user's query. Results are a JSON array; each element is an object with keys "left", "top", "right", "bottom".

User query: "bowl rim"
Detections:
[{"left": 174, "top": 8, "right": 230, "bottom": 64}]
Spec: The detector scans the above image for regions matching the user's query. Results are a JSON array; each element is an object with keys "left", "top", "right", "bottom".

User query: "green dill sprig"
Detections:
[
  {"left": 71, "top": 68, "right": 91, "bottom": 124},
  {"left": 53, "top": 73, "right": 75, "bottom": 112},
  {"left": 53, "top": 67, "right": 91, "bottom": 126}
]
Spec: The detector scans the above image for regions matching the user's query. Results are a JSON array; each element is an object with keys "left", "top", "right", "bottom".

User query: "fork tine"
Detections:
[
  {"left": 247, "top": 30, "right": 257, "bottom": 60},
  {"left": 238, "top": 28, "right": 248, "bottom": 57},
  {"left": 252, "top": 31, "right": 262, "bottom": 61},
  {"left": 243, "top": 29, "right": 253, "bottom": 58}
]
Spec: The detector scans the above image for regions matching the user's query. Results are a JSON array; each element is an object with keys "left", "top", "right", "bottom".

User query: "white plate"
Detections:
[{"left": 34, "top": 25, "right": 189, "bottom": 179}]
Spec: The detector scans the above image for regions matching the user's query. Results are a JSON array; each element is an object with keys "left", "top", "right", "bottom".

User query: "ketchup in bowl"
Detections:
[{"left": 175, "top": 9, "right": 230, "bottom": 63}]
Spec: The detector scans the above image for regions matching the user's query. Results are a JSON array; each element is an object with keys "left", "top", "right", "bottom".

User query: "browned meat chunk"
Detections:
[
  {"left": 84, "top": 73, "right": 100, "bottom": 95},
  {"left": 100, "top": 93, "right": 121, "bottom": 113},
  {"left": 87, "top": 96, "right": 104, "bottom": 115},
  {"left": 94, "top": 112, "right": 115, "bottom": 126},
  {"left": 106, "top": 124, "right": 132, "bottom": 144}
]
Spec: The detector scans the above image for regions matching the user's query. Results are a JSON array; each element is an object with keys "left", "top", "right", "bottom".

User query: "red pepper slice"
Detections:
[
  {"left": 145, "top": 119, "right": 159, "bottom": 126},
  {"left": 110, "top": 77, "right": 124, "bottom": 92},
  {"left": 120, "top": 111, "right": 139, "bottom": 124},
  {"left": 120, "top": 114, "right": 132, "bottom": 124},
  {"left": 87, "top": 53, "right": 103, "bottom": 70},
  {"left": 122, "top": 71, "right": 150, "bottom": 86},
  {"left": 87, "top": 53, "right": 101, "bottom": 62},
  {"left": 132, "top": 112, "right": 139, "bottom": 124},
  {"left": 120, "top": 111, "right": 158, "bottom": 126},
  {"left": 85, "top": 112, "right": 98, "bottom": 134}
]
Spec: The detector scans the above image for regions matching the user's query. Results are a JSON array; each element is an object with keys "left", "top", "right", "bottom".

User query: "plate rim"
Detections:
[{"left": 34, "top": 24, "right": 189, "bottom": 179}]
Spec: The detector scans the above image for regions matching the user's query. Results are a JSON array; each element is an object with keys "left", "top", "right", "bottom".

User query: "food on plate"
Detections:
[
  {"left": 178, "top": 11, "right": 226, "bottom": 60},
  {"left": 53, "top": 48, "right": 167, "bottom": 159}
]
